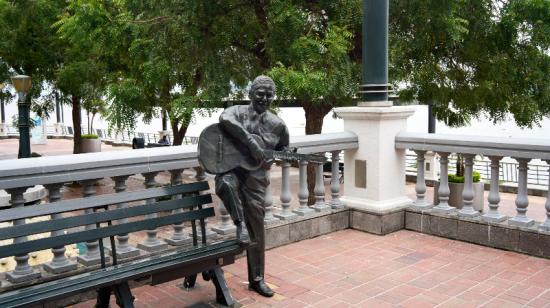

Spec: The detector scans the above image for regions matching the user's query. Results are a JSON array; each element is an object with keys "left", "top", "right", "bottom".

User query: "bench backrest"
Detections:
[{"left": 0, "top": 181, "right": 213, "bottom": 262}]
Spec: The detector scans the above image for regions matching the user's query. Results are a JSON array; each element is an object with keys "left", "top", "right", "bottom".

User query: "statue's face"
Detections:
[{"left": 251, "top": 85, "right": 274, "bottom": 114}]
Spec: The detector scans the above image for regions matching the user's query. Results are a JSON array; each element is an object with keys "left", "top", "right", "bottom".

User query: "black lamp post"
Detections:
[
  {"left": 11, "top": 75, "right": 32, "bottom": 158},
  {"left": 359, "top": 0, "right": 391, "bottom": 106},
  {"left": 0, "top": 83, "right": 5, "bottom": 124}
]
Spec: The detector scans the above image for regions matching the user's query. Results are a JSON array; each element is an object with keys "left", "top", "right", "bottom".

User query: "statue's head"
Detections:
[{"left": 249, "top": 75, "right": 276, "bottom": 114}]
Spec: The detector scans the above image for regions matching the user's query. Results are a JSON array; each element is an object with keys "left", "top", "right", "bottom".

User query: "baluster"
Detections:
[
  {"left": 111, "top": 176, "right": 140, "bottom": 258},
  {"left": 539, "top": 160, "right": 550, "bottom": 232},
  {"left": 482, "top": 156, "right": 507, "bottom": 223},
  {"left": 5, "top": 187, "right": 41, "bottom": 283},
  {"left": 330, "top": 151, "right": 344, "bottom": 209},
  {"left": 138, "top": 172, "right": 168, "bottom": 251},
  {"left": 77, "top": 179, "right": 105, "bottom": 266},
  {"left": 432, "top": 152, "right": 456, "bottom": 213},
  {"left": 195, "top": 167, "right": 217, "bottom": 240},
  {"left": 413, "top": 150, "right": 430, "bottom": 209},
  {"left": 274, "top": 160, "right": 298, "bottom": 219},
  {"left": 509, "top": 158, "right": 534, "bottom": 227},
  {"left": 264, "top": 169, "right": 279, "bottom": 223},
  {"left": 459, "top": 154, "right": 480, "bottom": 217},
  {"left": 44, "top": 183, "right": 77, "bottom": 273},
  {"left": 165, "top": 170, "right": 192, "bottom": 245},
  {"left": 312, "top": 160, "right": 330, "bottom": 212},
  {"left": 293, "top": 160, "right": 314, "bottom": 216},
  {"left": 212, "top": 202, "right": 237, "bottom": 235}
]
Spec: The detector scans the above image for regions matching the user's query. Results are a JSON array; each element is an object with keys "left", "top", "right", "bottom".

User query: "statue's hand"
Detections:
[{"left": 247, "top": 136, "right": 265, "bottom": 163}]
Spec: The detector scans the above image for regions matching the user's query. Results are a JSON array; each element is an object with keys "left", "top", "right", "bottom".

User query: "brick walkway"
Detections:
[{"left": 72, "top": 229, "right": 550, "bottom": 308}]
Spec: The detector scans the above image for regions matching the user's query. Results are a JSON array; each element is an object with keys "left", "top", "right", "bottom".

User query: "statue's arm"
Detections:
[
  {"left": 275, "top": 124, "right": 290, "bottom": 151},
  {"left": 219, "top": 108, "right": 264, "bottom": 161}
]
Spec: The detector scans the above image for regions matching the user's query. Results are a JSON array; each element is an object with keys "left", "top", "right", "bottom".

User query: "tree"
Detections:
[
  {"left": 390, "top": 0, "right": 550, "bottom": 129},
  {"left": 58, "top": 1, "right": 254, "bottom": 145},
  {"left": 0, "top": 0, "right": 106, "bottom": 154}
]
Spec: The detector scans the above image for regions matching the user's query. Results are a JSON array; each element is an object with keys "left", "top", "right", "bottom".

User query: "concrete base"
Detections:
[
  {"left": 311, "top": 202, "right": 331, "bottom": 212},
  {"left": 77, "top": 254, "right": 104, "bottom": 267},
  {"left": 342, "top": 195, "right": 411, "bottom": 215},
  {"left": 274, "top": 210, "right": 298, "bottom": 220},
  {"left": 137, "top": 240, "right": 168, "bottom": 252},
  {"left": 405, "top": 208, "right": 550, "bottom": 259},
  {"left": 292, "top": 206, "right": 315, "bottom": 216},
  {"left": 111, "top": 246, "right": 142, "bottom": 259},
  {"left": 211, "top": 222, "right": 237, "bottom": 235},
  {"left": 350, "top": 208, "right": 405, "bottom": 235},
  {"left": 265, "top": 209, "right": 349, "bottom": 250},
  {"left": 43, "top": 260, "right": 78, "bottom": 274},
  {"left": 197, "top": 229, "right": 218, "bottom": 241},
  {"left": 5, "top": 269, "right": 41, "bottom": 283}
]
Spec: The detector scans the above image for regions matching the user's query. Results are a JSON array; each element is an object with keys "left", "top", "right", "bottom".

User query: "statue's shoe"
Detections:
[{"left": 249, "top": 280, "right": 274, "bottom": 297}]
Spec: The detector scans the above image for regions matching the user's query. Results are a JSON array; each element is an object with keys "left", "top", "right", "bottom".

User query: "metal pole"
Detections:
[
  {"left": 55, "top": 90, "right": 61, "bottom": 123},
  {"left": 359, "top": 0, "right": 391, "bottom": 106},
  {"left": 17, "top": 92, "right": 31, "bottom": 158},
  {"left": 0, "top": 101, "right": 5, "bottom": 123}
]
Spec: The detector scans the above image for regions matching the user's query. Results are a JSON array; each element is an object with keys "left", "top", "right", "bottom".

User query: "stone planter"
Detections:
[
  {"left": 81, "top": 138, "right": 101, "bottom": 153},
  {"left": 434, "top": 181, "right": 484, "bottom": 212}
]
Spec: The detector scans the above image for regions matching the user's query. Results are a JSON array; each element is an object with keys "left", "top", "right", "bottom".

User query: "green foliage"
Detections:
[
  {"left": 448, "top": 171, "right": 481, "bottom": 183},
  {"left": 81, "top": 134, "right": 98, "bottom": 139},
  {"left": 390, "top": 0, "right": 550, "bottom": 128}
]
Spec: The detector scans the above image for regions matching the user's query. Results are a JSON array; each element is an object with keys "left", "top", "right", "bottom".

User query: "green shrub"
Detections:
[
  {"left": 81, "top": 134, "right": 99, "bottom": 139},
  {"left": 448, "top": 171, "right": 481, "bottom": 183}
]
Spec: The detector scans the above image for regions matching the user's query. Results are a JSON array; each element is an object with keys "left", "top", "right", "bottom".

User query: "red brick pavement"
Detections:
[{"left": 72, "top": 229, "right": 550, "bottom": 308}]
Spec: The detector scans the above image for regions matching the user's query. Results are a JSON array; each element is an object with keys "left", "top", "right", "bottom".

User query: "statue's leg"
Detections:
[
  {"left": 241, "top": 187, "right": 266, "bottom": 284},
  {"left": 215, "top": 173, "right": 244, "bottom": 224}
]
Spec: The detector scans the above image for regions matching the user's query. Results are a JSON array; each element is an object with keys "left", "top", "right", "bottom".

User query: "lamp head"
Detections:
[{"left": 11, "top": 75, "right": 32, "bottom": 93}]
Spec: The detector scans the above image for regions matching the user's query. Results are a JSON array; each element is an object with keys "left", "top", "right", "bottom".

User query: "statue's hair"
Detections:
[{"left": 249, "top": 75, "right": 276, "bottom": 98}]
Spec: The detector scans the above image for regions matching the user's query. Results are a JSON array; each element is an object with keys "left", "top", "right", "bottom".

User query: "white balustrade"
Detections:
[
  {"left": 138, "top": 172, "right": 168, "bottom": 251},
  {"left": 432, "top": 152, "right": 455, "bottom": 214},
  {"left": 112, "top": 175, "right": 141, "bottom": 258},
  {"left": 540, "top": 161, "right": 550, "bottom": 232},
  {"left": 43, "top": 183, "right": 78, "bottom": 273},
  {"left": 458, "top": 154, "right": 480, "bottom": 217},
  {"left": 274, "top": 161, "right": 297, "bottom": 220},
  {"left": 509, "top": 158, "right": 534, "bottom": 227},
  {"left": 293, "top": 160, "right": 314, "bottom": 216},
  {"left": 312, "top": 161, "right": 330, "bottom": 212},
  {"left": 330, "top": 151, "right": 344, "bottom": 209},
  {"left": 413, "top": 150, "right": 430, "bottom": 209},
  {"left": 165, "top": 170, "right": 192, "bottom": 245},
  {"left": 482, "top": 156, "right": 507, "bottom": 223}
]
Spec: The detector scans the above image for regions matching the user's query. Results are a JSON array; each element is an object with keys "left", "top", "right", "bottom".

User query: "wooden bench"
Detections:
[{"left": 0, "top": 181, "right": 246, "bottom": 307}]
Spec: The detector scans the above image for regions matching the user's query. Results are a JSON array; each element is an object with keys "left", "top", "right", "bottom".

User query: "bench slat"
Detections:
[
  {"left": 0, "top": 207, "right": 215, "bottom": 258},
  {"left": 0, "top": 194, "right": 213, "bottom": 241},
  {"left": 0, "top": 181, "right": 210, "bottom": 222},
  {"left": 0, "top": 240, "right": 242, "bottom": 308}
]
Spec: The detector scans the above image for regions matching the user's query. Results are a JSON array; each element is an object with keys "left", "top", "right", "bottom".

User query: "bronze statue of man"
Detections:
[{"left": 214, "top": 75, "right": 289, "bottom": 297}]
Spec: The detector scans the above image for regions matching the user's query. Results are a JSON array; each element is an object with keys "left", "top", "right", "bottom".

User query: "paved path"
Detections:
[{"left": 73, "top": 229, "right": 550, "bottom": 307}]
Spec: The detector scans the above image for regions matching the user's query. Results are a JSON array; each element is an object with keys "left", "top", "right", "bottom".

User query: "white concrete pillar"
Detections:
[
  {"left": 424, "top": 151, "right": 440, "bottom": 182},
  {"left": 334, "top": 106, "right": 416, "bottom": 213}
]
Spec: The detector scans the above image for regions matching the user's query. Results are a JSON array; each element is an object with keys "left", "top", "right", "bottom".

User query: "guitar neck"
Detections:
[{"left": 264, "top": 150, "right": 326, "bottom": 163}]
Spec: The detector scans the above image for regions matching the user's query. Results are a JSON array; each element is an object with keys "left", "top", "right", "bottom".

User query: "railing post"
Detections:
[
  {"left": 43, "top": 183, "right": 78, "bottom": 273},
  {"left": 111, "top": 176, "right": 141, "bottom": 258},
  {"left": 293, "top": 160, "right": 314, "bottom": 216},
  {"left": 5, "top": 187, "right": 41, "bottom": 283},
  {"left": 509, "top": 158, "right": 534, "bottom": 227},
  {"left": 482, "top": 156, "right": 507, "bottom": 223},
  {"left": 539, "top": 160, "right": 550, "bottom": 232},
  {"left": 138, "top": 172, "right": 168, "bottom": 251},
  {"left": 212, "top": 202, "right": 237, "bottom": 235},
  {"left": 274, "top": 160, "right": 298, "bottom": 220},
  {"left": 330, "top": 151, "right": 344, "bottom": 209},
  {"left": 264, "top": 169, "right": 279, "bottom": 223},
  {"left": 165, "top": 170, "right": 193, "bottom": 245},
  {"left": 432, "top": 152, "right": 455, "bottom": 213},
  {"left": 413, "top": 150, "right": 430, "bottom": 209},
  {"left": 77, "top": 179, "right": 104, "bottom": 266},
  {"left": 312, "top": 160, "right": 330, "bottom": 211},
  {"left": 459, "top": 154, "right": 480, "bottom": 217}
]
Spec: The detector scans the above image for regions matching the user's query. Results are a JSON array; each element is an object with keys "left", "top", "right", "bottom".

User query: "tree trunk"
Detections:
[
  {"left": 302, "top": 101, "right": 333, "bottom": 205},
  {"left": 171, "top": 117, "right": 189, "bottom": 146},
  {"left": 72, "top": 96, "right": 82, "bottom": 154}
]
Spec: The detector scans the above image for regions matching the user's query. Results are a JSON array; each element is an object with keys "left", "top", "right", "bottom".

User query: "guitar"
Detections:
[{"left": 198, "top": 124, "right": 326, "bottom": 174}]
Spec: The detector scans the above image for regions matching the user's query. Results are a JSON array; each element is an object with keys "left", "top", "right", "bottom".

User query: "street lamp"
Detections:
[
  {"left": 0, "top": 83, "right": 5, "bottom": 124},
  {"left": 11, "top": 75, "right": 32, "bottom": 158}
]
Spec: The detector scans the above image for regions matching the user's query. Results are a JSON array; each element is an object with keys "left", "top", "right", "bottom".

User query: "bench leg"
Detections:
[
  {"left": 183, "top": 274, "right": 198, "bottom": 289},
  {"left": 209, "top": 268, "right": 235, "bottom": 307},
  {"left": 113, "top": 282, "right": 135, "bottom": 308},
  {"left": 95, "top": 287, "right": 112, "bottom": 308}
]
